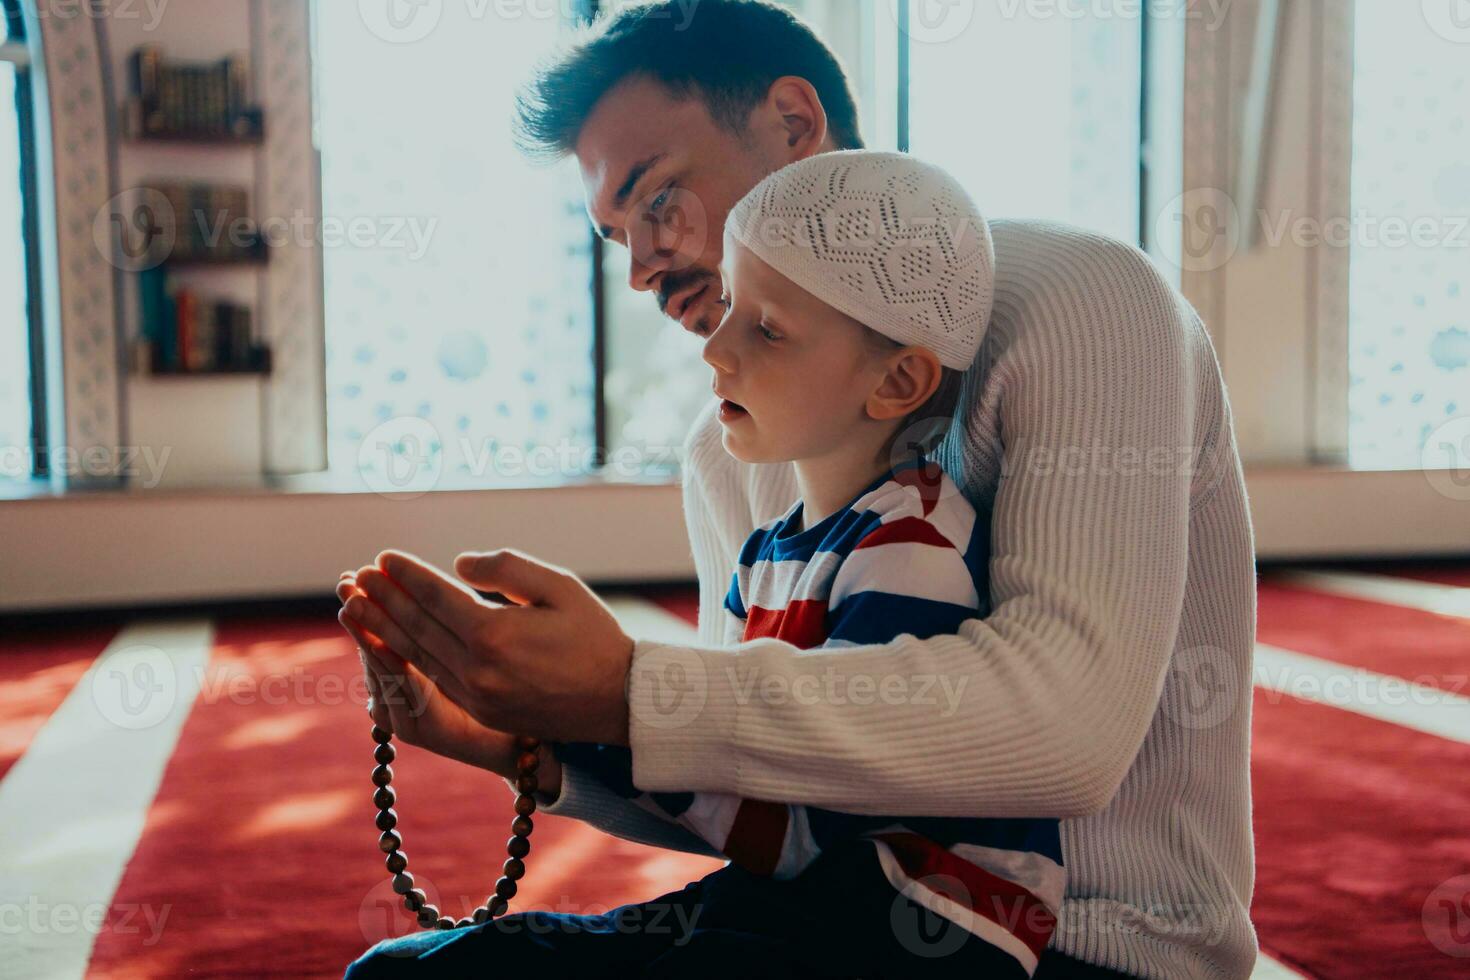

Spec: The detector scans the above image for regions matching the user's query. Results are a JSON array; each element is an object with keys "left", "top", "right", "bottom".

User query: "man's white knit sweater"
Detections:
[{"left": 540, "top": 219, "right": 1259, "bottom": 979}]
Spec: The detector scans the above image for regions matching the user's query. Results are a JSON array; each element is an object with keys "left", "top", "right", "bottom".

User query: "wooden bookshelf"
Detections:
[
  {"left": 142, "top": 365, "right": 272, "bottom": 378},
  {"left": 133, "top": 341, "right": 273, "bottom": 378},
  {"left": 125, "top": 128, "right": 265, "bottom": 147},
  {"left": 121, "top": 96, "right": 265, "bottom": 145},
  {"left": 161, "top": 247, "right": 269, "bottom": 268}
]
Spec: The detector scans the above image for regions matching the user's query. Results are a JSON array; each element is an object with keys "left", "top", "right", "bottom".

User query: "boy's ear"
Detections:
[{"left": 866, "top": 348, "right": 942, "bottom": 421}]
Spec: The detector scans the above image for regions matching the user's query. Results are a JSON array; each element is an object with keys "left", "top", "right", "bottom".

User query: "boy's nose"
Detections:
[{"left": 701, "top": 326, "right": 736, "bottom": 374}]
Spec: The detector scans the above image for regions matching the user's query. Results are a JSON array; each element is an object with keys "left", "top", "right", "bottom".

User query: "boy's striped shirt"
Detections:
[{"left": 558, "top": 457, "right": 1064, "bottom": 975}]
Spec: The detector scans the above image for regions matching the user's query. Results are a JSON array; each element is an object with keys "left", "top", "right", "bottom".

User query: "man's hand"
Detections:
[
  {"left": 339, "top": 549, "right": 635, "bottom": 747},
  {"left": 337, "top": 574, "right": 561, "bottom": 800}
]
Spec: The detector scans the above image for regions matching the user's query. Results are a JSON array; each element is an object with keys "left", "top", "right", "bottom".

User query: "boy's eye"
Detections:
[
  {"left": 649, "top": 187, "right": 672, "bottom": 212},
  {"left": 758, "top": 323, "right": 780, "bottom": 342},
  {"left": 716, "top": 293, "right": 731, "bottom": 309}
]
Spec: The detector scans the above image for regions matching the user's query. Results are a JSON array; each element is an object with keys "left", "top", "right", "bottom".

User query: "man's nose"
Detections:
[{"left": 627, "top": 250, "right": 659, "bottom": 294}]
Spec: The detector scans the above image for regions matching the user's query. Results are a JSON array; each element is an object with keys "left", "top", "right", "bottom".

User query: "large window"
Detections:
[
  {"left": 602, "top": 1, "right": 1148, "bottom": 468},
  {"left": 317, "top": 1, "right": 1149, "bottom": 487},
  {"left": 0, "top": 1, "right": 37, "bottom": 482},
  {"left": 907, "top": 2, "right": 1143, "bottom": 242},
  {"left": 1345, "top": 3, "right": 1469, "bottom": 470},
  {"left": 315, "top": 1, "right": 594, "bottom": 489}
]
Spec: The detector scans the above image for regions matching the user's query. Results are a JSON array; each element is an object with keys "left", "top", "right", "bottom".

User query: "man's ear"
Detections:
[
  {"left": 866, "top": 348, "right": 942, "bottom": 421},
  {"left": 763, "top": 76, "right": 829, "bottom": 158}
]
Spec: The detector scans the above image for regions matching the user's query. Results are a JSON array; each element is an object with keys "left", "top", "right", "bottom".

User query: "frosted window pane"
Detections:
[
  {"left": 909, "top": 6, "right": 1141, "bottom": 243},
  {"left": 316, "top": 6, "right": 594, "bottom": 488},
  {"left": 1346, "top": 5, "right": 1469, "bottom": 470},
  {"left": 0, "top": 62, "right": 31, "bottom": 480}
]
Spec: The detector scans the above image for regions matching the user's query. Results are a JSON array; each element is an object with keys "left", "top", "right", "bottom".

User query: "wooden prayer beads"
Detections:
[{"left": 371, "top": 725, "right": 540, "bottom": 930}]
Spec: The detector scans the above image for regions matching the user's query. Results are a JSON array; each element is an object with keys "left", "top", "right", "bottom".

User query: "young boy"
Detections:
[{"left": 557, "top": 151, "right": 1064, "bottom": 977}]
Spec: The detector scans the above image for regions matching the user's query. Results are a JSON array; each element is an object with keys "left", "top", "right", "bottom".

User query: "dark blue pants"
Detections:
[{"left": 344, "top": 841, "right": 1121, "bottom": 979}]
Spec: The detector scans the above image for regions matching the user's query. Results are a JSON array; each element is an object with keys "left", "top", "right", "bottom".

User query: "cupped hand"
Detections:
[
  {"left": 337, "top": 573, "right": 559, "bottom": 798},
  {"left": 340, "top": 549, "right": 635, "bottom": 747}
]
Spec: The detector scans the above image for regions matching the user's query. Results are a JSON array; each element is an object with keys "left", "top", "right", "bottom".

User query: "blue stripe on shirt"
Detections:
[{"left": 827, "top": 590, "right": 981, "bottom": 645}]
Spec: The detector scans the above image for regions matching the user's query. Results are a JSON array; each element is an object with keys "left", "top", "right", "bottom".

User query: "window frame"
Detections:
[{"left": 1, "top": 0, "right": 45, "bottom": 480}]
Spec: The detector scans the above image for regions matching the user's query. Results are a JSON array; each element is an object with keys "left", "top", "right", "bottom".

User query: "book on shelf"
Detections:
[
  {"left": 136, "top": 266, "right": 268, "bottom": 375},
  {"left": 138, "top": 180, "right": 262, "bottom": 265},
  {"left": 176, "top": 288, "right": 198, "bottom": 370},
  {"left": 126, "top": 44, "right": 264, "bottom": 140}
]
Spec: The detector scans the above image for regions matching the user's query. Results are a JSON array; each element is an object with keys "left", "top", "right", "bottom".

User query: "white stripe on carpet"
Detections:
[
  {"left": 1254, "top": 643, "right": 1470, "bottom": 745},
  {"left": 605, "top": 595, "right": 703, "bottom": 644},
  {"left": 0, "top": 619, "right": 213, "bottom": 980},
  {"left": 1271, "top": 569, "right": 1470, "bottom": 619},
  {"left": 1252, "top": 953, "right": 1310, "bottom": 979}
]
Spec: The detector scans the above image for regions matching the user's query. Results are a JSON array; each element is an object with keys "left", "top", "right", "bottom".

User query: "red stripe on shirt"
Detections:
[
  {"left": 723, "top": 799, "right": 790, "bottom": 877},
  {"left": 872, "top": 831, "right": 1057, "bottom": 957},
  {"left": 744, "top": 599, "right": 830, "bottom": 647},
  {"left": 851, "top": 515, "right": 953, "bottom": 551}
]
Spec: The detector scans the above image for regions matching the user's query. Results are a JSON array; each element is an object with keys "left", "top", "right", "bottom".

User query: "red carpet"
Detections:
[
  {"left": 82, "top": 613, "right": 721, "bottom": 978},
  {"left": 0, "top": 621, "right": 121, "bottom": 781},
  {"left": 1257, "top": 581, "right": 1469, "bottom": 691},
  {"left": 2, "top": 568, "right": 1467, "bottom": 977},
  {"left": 1247, "top": 689, "right": 1470, "bottom": 976},
  {"left": 1252, "top": 571, "right": 1470, "bottom": 976}
]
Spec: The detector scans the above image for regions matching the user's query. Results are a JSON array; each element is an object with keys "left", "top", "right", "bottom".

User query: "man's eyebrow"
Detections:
[
  {"left": 614, "top": 153, "right": 666, "bottom": 209},
  {"left": 595, "top": 153, "right": 669, "bottom": 239}
]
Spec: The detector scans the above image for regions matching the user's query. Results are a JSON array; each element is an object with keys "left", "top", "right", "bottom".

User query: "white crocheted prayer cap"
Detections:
[{"left": 725, "top": 150, "right": 993, "bottom": 371}]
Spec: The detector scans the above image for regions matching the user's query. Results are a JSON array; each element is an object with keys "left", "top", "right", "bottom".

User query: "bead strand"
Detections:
[{"left": 372, "top": 725, "right": 540, "bottom": 930}]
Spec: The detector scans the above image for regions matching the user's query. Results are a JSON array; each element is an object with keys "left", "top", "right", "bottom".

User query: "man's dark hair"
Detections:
[{"left": 514, "top": 0, "right": 865, "bottom": 158}]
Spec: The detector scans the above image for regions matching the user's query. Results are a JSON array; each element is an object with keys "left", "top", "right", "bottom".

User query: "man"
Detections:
[{"left": 339, "top": 2, "right": 1258, "bottom": 977}]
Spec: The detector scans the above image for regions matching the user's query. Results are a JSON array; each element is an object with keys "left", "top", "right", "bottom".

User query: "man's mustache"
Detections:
[{"left": 657, "top": 271, "right": 714, "bottom": 316}]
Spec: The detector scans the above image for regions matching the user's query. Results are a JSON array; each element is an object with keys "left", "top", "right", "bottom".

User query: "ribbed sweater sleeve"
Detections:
[
  {"left": 626, "top": 233, "right": 1197, "bottom": 819},
  {"left": 526, "top": 760, "right": 721, "bottom": 858}
]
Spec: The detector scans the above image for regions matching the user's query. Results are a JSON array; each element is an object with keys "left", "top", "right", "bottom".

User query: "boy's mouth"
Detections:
[{"left": 719, "top": 399, "right": 749, "bottom": 422}]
